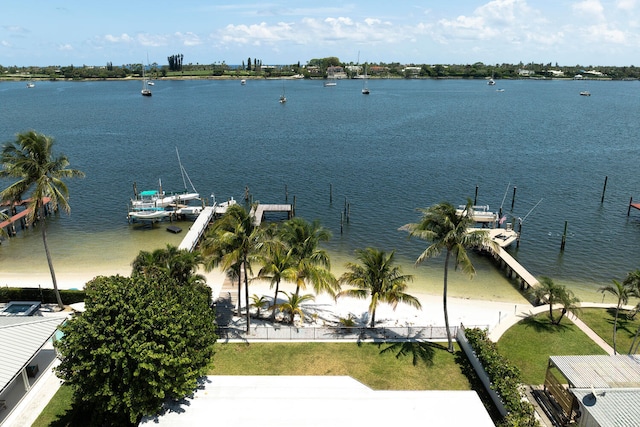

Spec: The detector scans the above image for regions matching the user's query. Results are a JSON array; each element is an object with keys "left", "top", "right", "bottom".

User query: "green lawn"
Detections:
[
  {"left": 496, "top": 311, "right": 608, "bottom": 385},
  {"left": 209, "top": 341, "right": 471, "bottom": 390},
  {"left": 578, "top": 307, "right": 640, "bottom": 355}
]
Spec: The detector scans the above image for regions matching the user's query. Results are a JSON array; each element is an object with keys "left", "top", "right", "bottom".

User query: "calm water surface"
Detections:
[{"left": 1, "top": 78, "right": 640, "bottom": 300}]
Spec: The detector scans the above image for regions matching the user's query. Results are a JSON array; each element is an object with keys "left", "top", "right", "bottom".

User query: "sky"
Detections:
[{"left": 2, "top": 0, "right": 640, "bottom": 67}]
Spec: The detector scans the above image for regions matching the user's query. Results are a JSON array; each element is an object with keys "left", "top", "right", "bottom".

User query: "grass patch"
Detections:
[
  {"left": 210, "top": 341, "right": 471, "bottom": 390},
  {"left": 497, "top": 311, "right": 608, "bottom": 385},
  {"left": 31, "top": 384, "right": 74, "bottom": 427},
  {"left": 578, "top": 307, "right": 640, "bottom": 355}
]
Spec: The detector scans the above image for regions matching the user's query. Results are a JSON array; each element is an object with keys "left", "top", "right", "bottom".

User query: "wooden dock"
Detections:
[
  {"left": 250, "top": 204, "right": 293, "bottom": 226},
  {"left": 0, "top": 197, "right": 52, "bottom": 237},
  {"left": 492, "top": 247, "right": 539, "bottom": 290},
  {"left": 178, "top": 206, "right": 215, "bottom": 251}
]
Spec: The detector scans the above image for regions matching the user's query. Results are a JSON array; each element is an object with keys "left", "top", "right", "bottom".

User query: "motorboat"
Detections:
[
  {"left": 241, "top": 79, "right": 246, "bottom": 85},
  {"left": 487, "top": 78, "right": 496, "bottom": 86},
  {"left": 580, "top": 91, "right": 591, "bottom": 96},
  {"left": 457, "top": 204, "right": 498, "bottom": 224}
]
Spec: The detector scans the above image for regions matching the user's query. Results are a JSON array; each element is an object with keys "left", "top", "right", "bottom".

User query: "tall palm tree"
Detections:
[
  {"left": 276, "top": 291, "right": 315, "bottom": 324},
  {"left": 401, "top": 200, "right": 498, "bottom": 352},
  {"left": 201, "top": 204, "right": 262, "bottom": 333},
  {"left": 0, "top": 131, "right": 84, "bottom": 309},
  {"left": 255, "top": 239, "right": 298, "bottom": 320},
  {"left": 599, "top": 279, "right": 631, "bottom": 354},
  {"left": 337, "top": 247, "right": 421, "bottom": 327},
  {"left": 279, "top": 217, "right": 338, "bottom": 298}
]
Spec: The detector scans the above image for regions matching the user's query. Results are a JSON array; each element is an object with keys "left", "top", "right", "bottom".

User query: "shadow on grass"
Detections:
[
  {"left": 454, "top": 349, "right": 503, "bottom": 423},
  {"left": 519, "top": 314, "right": 570, "bottom": 333},
  {"left": 370, "top": 341, "right": 448, "bottom": 367}
]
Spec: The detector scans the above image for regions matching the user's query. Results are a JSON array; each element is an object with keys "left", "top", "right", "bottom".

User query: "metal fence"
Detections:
[{"left": 216, "top": 324, "right": 490, "bottom": 341}]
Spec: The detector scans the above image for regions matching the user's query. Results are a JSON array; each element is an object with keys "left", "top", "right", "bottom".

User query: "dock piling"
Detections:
[
  {"left": 330, "top": 184, "right": 333, "bottom": 205},
  {"left": 560, "top": 221, "right": 568, "bottom": 251},
  {"left": 474, "top": 185, "right": 478, "bottom": 205},
  {"left": 511, "top": 186, "right": 517, "bottom": 211},
  {"left": 601, "top": 176, "right": 607, "bottom": 204}
]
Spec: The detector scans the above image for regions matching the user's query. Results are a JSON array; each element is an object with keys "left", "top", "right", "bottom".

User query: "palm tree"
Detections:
[
  {"left": 201, "top": 204, "right": 262, "bottom": 333},
  {"left": 0, "top": 131, "right": 84, "bottom": 309},
  {"left": 622, "top": 269, "right": 640, "bottom": 354},
  {"left": 401, "top": 200, "right": 498, "bottom": 352},
  {"left": 279, "top": 217, "right": 338, "bottom": 298},
  {"left": 599, "top": 279, "right": 631, "bottom": 354},
  {"left": 532, "top": 276, "right": 580, "bottom": 325},
  {"left": 337, "top": 247, "right": 421, "bottom": 327},
  {"left": 132, "top": 244, "right": 205, "bottom": 286},
  {"left": 276, "top": 291, "right": 315, "bottom": 324},
  {"left": 249, "top": 294, "right": 270, "bottom": 318},
  {"left": 255, "top": 239, "right": 297, "bottom": 320}
]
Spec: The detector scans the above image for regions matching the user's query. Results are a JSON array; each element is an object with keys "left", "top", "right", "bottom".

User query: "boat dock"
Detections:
[
  {"left": 250, "top": 204, "right": 293, "bottom": 226},
  {"left": 178, "top": 206, "right": 215, "bottom": 251},
  {"left": 0, "top": 198, "right": 52, "bottom": 239},
  {"left": 491, "top": 247, "right": 539, "bottom": 290}
]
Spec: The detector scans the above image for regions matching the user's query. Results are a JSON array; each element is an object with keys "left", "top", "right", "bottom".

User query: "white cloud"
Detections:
[
  {"left": 3, "top": 25, "right": 29, "bottom": 33},
  {"left": 57, "top": 44, "right": 73, "bottom": 51},
  {"left": 104, "top": 34, "right": 134, "bottom": 44},
  {"left": 572, "top": 0, "right": 605, "bottom": 19},
  {"left": 1, "top": 40, "right": 11, "bottom": 47},
  {"left": 175, "top": 32, "right": 203, "bottom": 47},
  {"left": 617, "top": 0, "right": 637, "bottom": 11}
]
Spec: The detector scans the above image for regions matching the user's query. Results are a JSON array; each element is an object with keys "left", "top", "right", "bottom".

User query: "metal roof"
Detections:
[
  {"left": 140, "top": 376, "right": 495, "bottom": 426},
  {"left": 550, "top": 355, "right": 640, "bottom": 388},
  {"left": 572, "top": 388, "right": 640, "bottom": 427},
  {"left": 0, "top": 316, "right": 66, "bottom": 394}
]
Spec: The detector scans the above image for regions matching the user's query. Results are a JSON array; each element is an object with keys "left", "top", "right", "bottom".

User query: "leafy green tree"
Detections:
[
  {"left": 0, "top": 131, "right": 84, "bottom": 309},
  {"left": 337, "top": 247, "right": 421, "bottom": 327},
  {"left": 201, "top": 204, "right": 262, "bottom": 333},
  {"left": 532, "top": 276, "right": 580, "bottom": 325},
  {"left": 279, "top": 217, "right": 338, "bottom": 298},
  {"left": 276, "top": 290, "right": 315, "bottom": 324},
  {"left": 599, "top": 279, "right": 631, "bottom": 354},
  {"left": 55, "top": 273, "right": 217, "bottom": 426},
  {"left": 401, "top": 200, "right": 498, "bottom": 352}
]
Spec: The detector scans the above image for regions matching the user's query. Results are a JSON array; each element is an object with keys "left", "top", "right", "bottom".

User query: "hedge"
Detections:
[{"left": 0, "top": 287, "right": 86, "bottom": 305}]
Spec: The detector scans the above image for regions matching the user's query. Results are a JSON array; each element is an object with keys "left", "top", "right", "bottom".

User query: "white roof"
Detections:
[
  {"left": 140, "top": 376, "right": 495, "bottom": 426},
  {"left": 0, "top": 316, "right": 66, "bottom": 394}
]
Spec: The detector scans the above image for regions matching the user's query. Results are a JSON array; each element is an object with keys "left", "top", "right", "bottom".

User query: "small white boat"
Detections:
[
  {"left": 580, "top": 91, "right": 591, "bottom": 96},
  {"left": 147, "top": 81, "right": 155, "bottom": 86},
  {"left": 127, "top": 207, "right": 173, "bottom": 222},
  {"left": 241, "top": 79, "right": 246, "bottom": 85},
  {"left": 487, "top": 78, "right": 496, "bottom": 86},
  {"left": 26, "top": 82, "right": 35, "bottom": 88},
  {"left": 141, "top": 61, "right": 152, "bottom": 96},
  {"left": 457, "top": 204, "right": 498, "bottom": 224},
  {"left": 361, "top": 65, "right": 370, "bottom": 94}
]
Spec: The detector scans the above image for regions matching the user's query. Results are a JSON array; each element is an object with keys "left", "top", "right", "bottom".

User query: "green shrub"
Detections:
[
  {"left": 465, "top": 327, "right": 539, "bottom": 427},
  {"left": 0, "top": 287, "right": 85, "bottom": 305}
]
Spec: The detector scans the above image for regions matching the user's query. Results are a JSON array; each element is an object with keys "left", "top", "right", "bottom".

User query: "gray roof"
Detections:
[
  {"left": 572, "top": 388, "right": 640, "bottom": 427},
  {"left": 550, "top": 355, "right": 640, "bottom": 388},
  {"left": 0, "top": 316, "right": 66, "bottom": 394}
]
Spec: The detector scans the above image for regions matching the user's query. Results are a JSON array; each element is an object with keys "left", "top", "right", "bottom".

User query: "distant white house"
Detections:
[{"left": 518, "top": 69, "right": 535, "bottom": 76}]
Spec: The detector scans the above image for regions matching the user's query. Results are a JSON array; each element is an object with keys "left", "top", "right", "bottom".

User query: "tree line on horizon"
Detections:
[{"left": 5, "top": 58, "right": 640, "bottom": 80}]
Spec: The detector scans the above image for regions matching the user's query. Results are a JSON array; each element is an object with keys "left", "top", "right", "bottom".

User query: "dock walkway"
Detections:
[
  {"left": 178, "top": 206, "right": 215, "bottom": 251},
  {"left": 250, "top": 204, "right": 292, "bottom": 226},
  {"left": 494, "top": 247, "right": 539, "bottom": 289},
  {"left": 0, "top": 197, "right": 51, "bottom": 237}
]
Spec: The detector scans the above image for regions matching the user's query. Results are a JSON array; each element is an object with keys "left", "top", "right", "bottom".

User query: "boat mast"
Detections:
[{"left": 176, "top": 147, "right": 197, "bottom": 193}]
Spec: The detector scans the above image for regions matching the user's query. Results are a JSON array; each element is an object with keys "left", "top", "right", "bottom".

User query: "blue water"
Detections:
[{"left": 1, "top": 78, "right": 640, "bottom": 298}]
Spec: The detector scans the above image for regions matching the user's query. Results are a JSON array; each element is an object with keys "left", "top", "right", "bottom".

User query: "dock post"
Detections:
[
  {"left": 601, "top": 176, "right": 607, "bottom": 204},
  {"left": 474, "top": 185, "right": 478, "bottom": 205},
  {"left": 516, "top": 219, "right": 522, "bottom": 248},
  {"left": 511, "top": 186, "right": 517, "bottom": 211},
  {"left": 340, "top": 212, "right": 344, "bottom": 235},
  {"left": 628, "top": 197, "right": 633, "bottom": 216},
  {"left": 560, "top": 221, "right": 568, "bottom": 251},
  {"left": 347, "top": 202, "right": 350, "bottom": 224},
  {"left": 285, "top": 184, "right": 288, "bottom": 203},
  {"left": 292, "top": 195, "right": 296, "bottom": 217},
  {"left": 330, "top": 184, "right": 333, "bottom": 205}
]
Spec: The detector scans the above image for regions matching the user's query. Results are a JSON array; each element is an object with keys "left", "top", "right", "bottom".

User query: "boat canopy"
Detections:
[{"left": 140, "top": 190, "right": 159, "bottom": 197}]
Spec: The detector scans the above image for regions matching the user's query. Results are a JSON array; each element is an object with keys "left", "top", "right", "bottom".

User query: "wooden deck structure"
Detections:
[
  {"left": 628, "top": 197, "right": 640, "bottom": 216},
  {"left": 0, "top": 198, "right": 52, "bottom": 238},
  {"left": 250, "top": 204, "right": 293, "bottom": 226},
  {"left": 178, "top": 206, "right": 215, "bottom": 252},
  {"left": 491, "top": 247, "right": 539, "bottom": 290}
]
